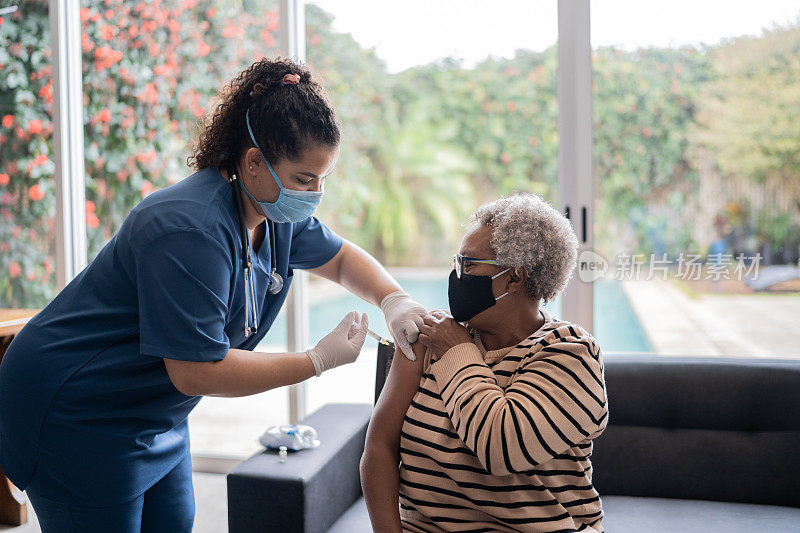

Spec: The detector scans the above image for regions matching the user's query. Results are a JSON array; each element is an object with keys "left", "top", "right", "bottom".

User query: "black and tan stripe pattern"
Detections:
[{"left": 399, "top": 311, "right": 608, "bottom": 532}]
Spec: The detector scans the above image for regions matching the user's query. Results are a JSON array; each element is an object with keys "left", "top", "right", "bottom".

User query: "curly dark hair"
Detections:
[{"left": 188, "top": 58, "right": 340, "bottom": 170}]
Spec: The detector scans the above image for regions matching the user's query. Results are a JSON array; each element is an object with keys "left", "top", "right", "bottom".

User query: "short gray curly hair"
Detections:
[{"left": 468, "top": 193, "right": 578, "bottom": 303}]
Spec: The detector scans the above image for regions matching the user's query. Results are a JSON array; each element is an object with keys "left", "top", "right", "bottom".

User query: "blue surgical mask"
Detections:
[{"left": 239, "top": 108, "right": 324, "bottom": 223}]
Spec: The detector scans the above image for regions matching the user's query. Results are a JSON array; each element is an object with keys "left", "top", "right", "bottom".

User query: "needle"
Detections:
[{"left": 367, "top": 329, "right": 391, "bottom": 345}]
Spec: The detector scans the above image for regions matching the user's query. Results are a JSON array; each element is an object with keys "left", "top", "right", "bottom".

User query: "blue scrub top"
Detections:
[{"left": 0, "top": 167, "right": 342, "bottom": 506}]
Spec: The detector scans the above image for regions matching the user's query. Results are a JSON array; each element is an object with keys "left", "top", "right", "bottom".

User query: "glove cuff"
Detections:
[
  {"left": 380, "top": 290, "right": 409, "bottom": 313},
  {"left": 305, "top": 349, "right": 324, "bottom": 377}
]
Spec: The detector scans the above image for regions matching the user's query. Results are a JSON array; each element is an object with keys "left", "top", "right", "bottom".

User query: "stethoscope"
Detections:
[{"left": 227, "top": 165, "right": 284, "bottom": 338}]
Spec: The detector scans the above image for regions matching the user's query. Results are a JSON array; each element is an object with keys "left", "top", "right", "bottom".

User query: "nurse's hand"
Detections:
[
  {"left": 380, "top": 291, "right": 427, "bottom": 362},
  {"left": 306, "top": 311, "right": 369, "bottom": 376}
]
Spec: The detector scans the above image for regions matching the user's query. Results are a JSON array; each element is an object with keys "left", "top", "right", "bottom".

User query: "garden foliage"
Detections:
[{"left": 1, "top": 1, "right": 798, "bottom": 307}]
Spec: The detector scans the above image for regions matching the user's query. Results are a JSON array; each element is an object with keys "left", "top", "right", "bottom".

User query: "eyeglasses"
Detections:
[{"left": 452, "top": 253, "right": 505, "bottom": 279}]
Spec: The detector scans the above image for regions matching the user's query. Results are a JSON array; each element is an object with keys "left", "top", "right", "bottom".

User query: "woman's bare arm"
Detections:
[
  {"left": 163, "top": 348, "right": 316, "bottom": 397},
  {"left": 360, "top": 341, "right": 426, "bottom": 533}
]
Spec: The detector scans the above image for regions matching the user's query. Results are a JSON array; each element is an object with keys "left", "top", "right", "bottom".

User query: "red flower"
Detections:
[
  {"left": 28, "top": 184, "right": 44, "bottom": 201},
  {"left": 86, "top": 212, "right": 100, "bottom": 228},
  {"left": 137, "top": 83, "right": 158, "bottom": 104},
  {"left": 86, "top": 200, "right": 96, "bottom": 213},
  {"left": 1, "top": 115, "right": 12, "bottom": 128},
  {"left": 28, "top": 119, "right": 43, "bottom": 135},
  {"left": 81, "top": 33, "right": 94, "bottom": 53},
  {"left": 9, "top": 261, "right": 21, "bottom": 278},
  {"left": 100, "top": 26, "right": 114, "bottom": 40},
  {"left": 167, "top": 18, "right": 180, "bottom": 33},
  {"left": 0, "top": 173, "right": 8, "bottom": 186},
  {"left": 98, "top": 108, "right": 111, "bottom": 123},
  {"left": 198, "top": 41, "right": 210, "bottom": 57},
  {"left": 94, "top": 45, "right": 123, "bottom": 69},
  {"left": 222, "top": 25, "right": 244, "bottom": 39},
  {"left": 38, "top": 80, "right": 53, "bottom": 104},
  {"left": 140, "top": 181, "right": 154, "bottom": 197},
  {"left": 32, "top": 154, "right": 49, "bottom": 167}
]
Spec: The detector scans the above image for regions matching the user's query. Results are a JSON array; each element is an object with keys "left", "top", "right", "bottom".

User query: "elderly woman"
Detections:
[{"left": 361, "top": 193, "right": 609, "bottom": 533}]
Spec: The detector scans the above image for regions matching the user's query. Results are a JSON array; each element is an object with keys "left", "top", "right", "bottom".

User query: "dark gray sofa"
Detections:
[{"left": 228, "top": 350, "right": 800, "bottom": 532}]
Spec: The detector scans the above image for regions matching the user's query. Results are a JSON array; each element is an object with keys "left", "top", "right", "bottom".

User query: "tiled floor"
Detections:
[
  {"left": 623, "top": 278, "right": 800, "bottom": 358},
  {"left": 0, "top": 472, "right": 229, "bottom": 533}
]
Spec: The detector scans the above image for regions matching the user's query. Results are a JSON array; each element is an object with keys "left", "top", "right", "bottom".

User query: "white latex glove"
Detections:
[
  {"left": 306, "top": 311, "right": 369, "bottom": 376},
  {"left": 380, "top": 291, "right": 426, "bottom": 361}
]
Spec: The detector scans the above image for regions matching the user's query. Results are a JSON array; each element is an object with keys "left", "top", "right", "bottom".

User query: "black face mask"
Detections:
[{"left": 447, "top": 268, "right": 510, "bottom": 323}]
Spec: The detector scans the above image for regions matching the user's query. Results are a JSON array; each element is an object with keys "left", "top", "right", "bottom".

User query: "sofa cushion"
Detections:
[
  {"left": 591, "top": 355, "right": 800, "bottom": 507},
  {"left": 327, "top": 496, "right": 369, "bottom": 533},
  {"left": 601, "top": 495, "right": 800, "bottom": 532},
  {"left": 327, "top": 495, "right": 800, "bottom": 532}
]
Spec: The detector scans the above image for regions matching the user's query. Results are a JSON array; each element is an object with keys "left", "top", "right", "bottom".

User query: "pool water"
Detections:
[
  {"left": 593, "top": 280, "right": 653, "bottom": 352},
  {"left": 260, "top": 278, "right": 652, "bottom": 353}
]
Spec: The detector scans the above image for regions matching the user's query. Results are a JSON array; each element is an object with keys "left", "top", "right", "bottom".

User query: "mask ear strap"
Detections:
[
  {"left": 491, "top": 267, "right": 512, "bottom": 280},
  {"left": 245, "top": 108, "right": 284, "bottom": 192},
  {"left": 493, "top": 267, "right": 517, "bottom": 302}
]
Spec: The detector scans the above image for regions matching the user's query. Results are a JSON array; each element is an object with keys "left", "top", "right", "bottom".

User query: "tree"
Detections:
[{"left": 693, "top": 25, "right": 800, "bottom": 184}]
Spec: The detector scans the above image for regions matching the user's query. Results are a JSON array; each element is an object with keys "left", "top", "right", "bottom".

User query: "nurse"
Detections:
[{"left": 0, "top": 58, "right": 426, "bottom": 532}]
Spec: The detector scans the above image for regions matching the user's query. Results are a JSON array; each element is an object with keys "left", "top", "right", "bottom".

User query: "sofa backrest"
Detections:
[{"left": 590, "top": 354, "right": 800, "bottom": 508}]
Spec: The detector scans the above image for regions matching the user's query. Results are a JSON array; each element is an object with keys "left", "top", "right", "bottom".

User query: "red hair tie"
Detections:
[{"left": 281, "top": 73, "right": 301, "bottom": 85}]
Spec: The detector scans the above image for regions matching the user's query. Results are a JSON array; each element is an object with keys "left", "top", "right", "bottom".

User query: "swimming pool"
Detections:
[{"left": 260, "top": 277, "right": 653, "bottom": 353}]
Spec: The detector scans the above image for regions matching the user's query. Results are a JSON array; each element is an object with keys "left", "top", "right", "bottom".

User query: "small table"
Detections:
[{"left": 0, "top": 308, "right": 39, "bottom": 526}]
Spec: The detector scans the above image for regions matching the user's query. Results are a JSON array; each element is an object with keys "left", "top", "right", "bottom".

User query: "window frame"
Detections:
[{"left": 557, "top": 0, "right": 594, "bottom": 332}]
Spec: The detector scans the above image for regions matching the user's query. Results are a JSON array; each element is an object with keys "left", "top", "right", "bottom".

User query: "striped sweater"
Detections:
[{"left": 399, "top": 310, "right": 609, "bottom": 532}]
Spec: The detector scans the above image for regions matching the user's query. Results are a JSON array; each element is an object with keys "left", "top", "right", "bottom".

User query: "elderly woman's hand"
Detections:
[{"left": 418, "top": 310, "right": 473, "bottom": 359}]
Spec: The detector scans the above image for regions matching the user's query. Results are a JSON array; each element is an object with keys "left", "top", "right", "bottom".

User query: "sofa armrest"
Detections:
[{"left": 227, "top": 403, "right": 372, "bottom": 533}]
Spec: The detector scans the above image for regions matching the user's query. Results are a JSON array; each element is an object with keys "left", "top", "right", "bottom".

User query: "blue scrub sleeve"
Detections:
[
  {"left": 289, "top": 217, "right": 344, "bottom": 269},
  {"left": 136, "top": 229, "right": 232, "bottom": 362}
]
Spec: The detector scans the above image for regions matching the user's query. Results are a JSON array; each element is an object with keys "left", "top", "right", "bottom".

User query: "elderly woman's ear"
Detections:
[{"left": 506, "top": 267, "right": 528, "bottom": 295}]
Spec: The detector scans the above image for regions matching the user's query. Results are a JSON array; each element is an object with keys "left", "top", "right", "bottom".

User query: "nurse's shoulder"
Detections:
[{"left": 123, "top": 167, "right": 237, "bottom": 252}]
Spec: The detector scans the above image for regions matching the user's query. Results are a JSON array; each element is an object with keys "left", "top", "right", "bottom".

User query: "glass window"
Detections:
[
  {"left": 0, "top": 4, "right": 56, "bottom": 310},
  {"left": 591, "top": 1, "right": 800, "bottom": 358},
  {"left": 304, "top": 0, "right": 560, "bottom": 411},
  {"left": 79, "top": 0, "right": 284, "bottom": 459}
]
